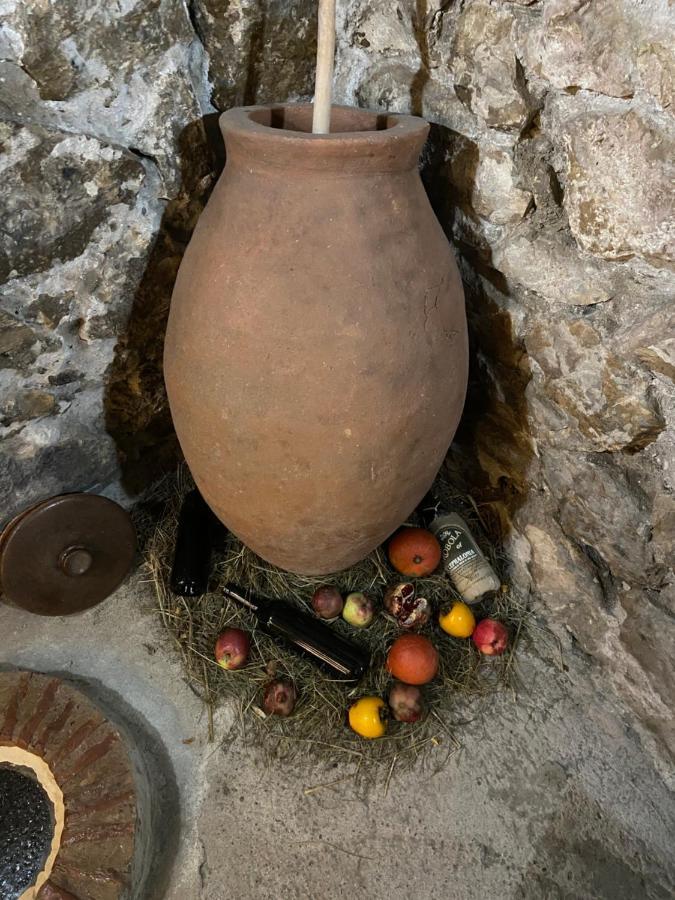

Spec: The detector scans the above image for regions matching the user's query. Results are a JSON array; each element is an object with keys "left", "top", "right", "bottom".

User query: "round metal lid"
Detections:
[{"left": 0, "top": 493, "right": 136, "bottom": 616}]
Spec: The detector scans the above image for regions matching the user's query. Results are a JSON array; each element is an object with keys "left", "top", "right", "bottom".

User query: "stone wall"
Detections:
[
  {"left": 332, "top": 0, "right": 675, "bottom": 771},
  {"left": 1, "top": 1, "right": 207, "bottom": 506},
  {"left": 1, "top": 1, "right": 673, "bottom": 771}
]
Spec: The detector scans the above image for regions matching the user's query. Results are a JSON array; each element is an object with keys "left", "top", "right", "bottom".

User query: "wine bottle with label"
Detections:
[{"left": 421, "top": 494, "right": 500, "bottom": 603}]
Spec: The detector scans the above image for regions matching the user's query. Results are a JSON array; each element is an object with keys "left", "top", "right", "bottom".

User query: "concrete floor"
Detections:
[{"left": 2, "top": 573, "right": 674, "bottom": 900}]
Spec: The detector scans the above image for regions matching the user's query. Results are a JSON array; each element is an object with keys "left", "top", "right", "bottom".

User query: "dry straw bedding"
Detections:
[{"left": 141, "top": 468, "right": 530, "bottom": 784}]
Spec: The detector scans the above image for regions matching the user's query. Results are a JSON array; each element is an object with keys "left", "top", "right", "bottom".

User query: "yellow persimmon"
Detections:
[
  {"left": 439, "top": 601, "right": 476, "bottom": 638},
  {"left": 348, "top": 696, "right": 387, "bottom": 739}
]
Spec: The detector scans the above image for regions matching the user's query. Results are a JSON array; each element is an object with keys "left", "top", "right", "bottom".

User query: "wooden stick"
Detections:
[{"left": 312, "top": 0, "right": 336, "bottom": 134}]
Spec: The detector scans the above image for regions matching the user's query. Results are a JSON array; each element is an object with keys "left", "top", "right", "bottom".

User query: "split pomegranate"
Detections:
[{"left": 383, "top": 582, "right": 431, "bottom": 629}]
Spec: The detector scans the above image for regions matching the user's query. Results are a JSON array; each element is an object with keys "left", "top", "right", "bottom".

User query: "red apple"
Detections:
[
  {"left": 311, "top": 585, "right": 343, "bottom": 619},
  {"left": 214, "top": 627, "right": 250, "bottom": 669},
  {"left": 472, "top": 618, "right": 509, "bottom": 655},
  {"left": 342, "top": 592, "right": 374, "bottom": 627},
  {"left": 388, "top": 682, "right": 424, "bottom": 722},
  {"left": 263, "top": 679, "right": 296, "bottom": 716}
]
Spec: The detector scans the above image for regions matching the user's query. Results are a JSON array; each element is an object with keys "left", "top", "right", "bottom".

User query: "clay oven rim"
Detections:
[{"left": 220, "top": 103, "right": 430, "bottom": 173}]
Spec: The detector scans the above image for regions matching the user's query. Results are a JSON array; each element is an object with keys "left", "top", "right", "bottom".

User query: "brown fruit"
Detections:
[
  {"left": 386, "top": 633, "right": 439, "bottom": 685},
  {"left": 311, "top": 585, "right": 344, "bottom": 619},
  {"left": 263, "top": 679, "right": 296, "bottom": 716},
  {"left": 388, "top": 682, "right": 424, "bottom": 722},
  {"left": 388, "top": 528, "right": 441, "bottom": 577}
]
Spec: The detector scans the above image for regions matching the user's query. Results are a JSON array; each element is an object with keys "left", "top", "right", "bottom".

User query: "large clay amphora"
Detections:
[{"left": 164, "top": 104, "right": 468, "bottom": 575}]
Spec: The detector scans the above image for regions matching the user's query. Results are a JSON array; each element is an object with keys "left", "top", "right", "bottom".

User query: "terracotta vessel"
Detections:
[{"left": 164, "top": 104, "right": 468, "bottom": 575}]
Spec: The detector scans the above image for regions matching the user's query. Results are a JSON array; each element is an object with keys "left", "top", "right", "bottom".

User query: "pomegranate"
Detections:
[
  {"left": 386, "top": 634, "right": 439, "bottom": 685},
  {"left": 383, "top": 582, "right": 431, "bottom": 629},
  {"left": 388, "top": 527, "right": 441, "bottom": 577}
]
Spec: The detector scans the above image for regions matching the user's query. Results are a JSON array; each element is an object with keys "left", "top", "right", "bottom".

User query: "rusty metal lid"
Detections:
[{"left": 0, "top": 494, "right": 136, "bottom": 616}]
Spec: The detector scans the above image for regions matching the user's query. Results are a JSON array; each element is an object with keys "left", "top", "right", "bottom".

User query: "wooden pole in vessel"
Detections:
[{"left": 312, "top": 0, "right": 336, "bottom": 133}]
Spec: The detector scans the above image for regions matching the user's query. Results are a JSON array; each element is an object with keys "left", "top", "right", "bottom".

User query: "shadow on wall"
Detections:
[
  {"left": 420, "top": 122, "right": 535, "bottom": 533},
  {"left": 409, "top": 0, "right": 535, "bottom": 532},
  {"left": 103, "top": 115, "right": 225, "bottom": 495}
]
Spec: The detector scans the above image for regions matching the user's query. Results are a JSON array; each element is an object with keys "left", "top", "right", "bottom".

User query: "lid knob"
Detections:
[{"left": 60, "top": 547, "right": 94, "bottom": 576}]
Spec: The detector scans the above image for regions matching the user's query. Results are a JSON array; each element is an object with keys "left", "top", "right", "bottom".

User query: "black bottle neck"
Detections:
[{"left": 419, "top": 491, "right": 444, "bottom": 529}]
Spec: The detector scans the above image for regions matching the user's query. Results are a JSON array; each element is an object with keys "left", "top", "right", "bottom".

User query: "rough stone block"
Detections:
[
  {"left": 525, "top": 316, "right": 665, "bottom": 453},
  {"left": 450, "top": 0, "right": 530, "bottom": 131},
  {"left": 493, "top": 228, "right": 614, "bottom": 306},
  {"left": 191, "top": 0, "right": 317, "bottom": 109},
  {"left": 523, "top": 0, "right": 637, "bottom": 98},
  {"left": 554, "top": 103, "right": 675, "bottom": 262},
  {"left": 0, "top": 0, "right": 206, "bottom": 191}
]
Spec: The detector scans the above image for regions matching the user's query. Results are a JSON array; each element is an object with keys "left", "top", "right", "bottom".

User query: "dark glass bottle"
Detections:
[
  {"left": 170, "top": 489, "right": 223, "bottom": 596},
  {"left": 224, "top": 586, "right": 369, "bottom": 680}
]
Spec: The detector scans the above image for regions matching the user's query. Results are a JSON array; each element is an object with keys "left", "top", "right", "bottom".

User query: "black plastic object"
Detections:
[
  {"left": 223, "top": 586, "right": 370, "bottom": 680},
  {"left": 170, "top": 490, "right": 223, "bottom": 596}
]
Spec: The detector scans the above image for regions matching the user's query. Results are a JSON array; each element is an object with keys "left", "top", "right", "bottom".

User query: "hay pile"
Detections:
[{"left": 142, "top": 468, "right": 528, "bottom": 784}]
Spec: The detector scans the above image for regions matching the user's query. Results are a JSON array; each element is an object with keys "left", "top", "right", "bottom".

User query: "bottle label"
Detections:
[{"left": 435, "top": 524, "right": 483, "bottom": 573}]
